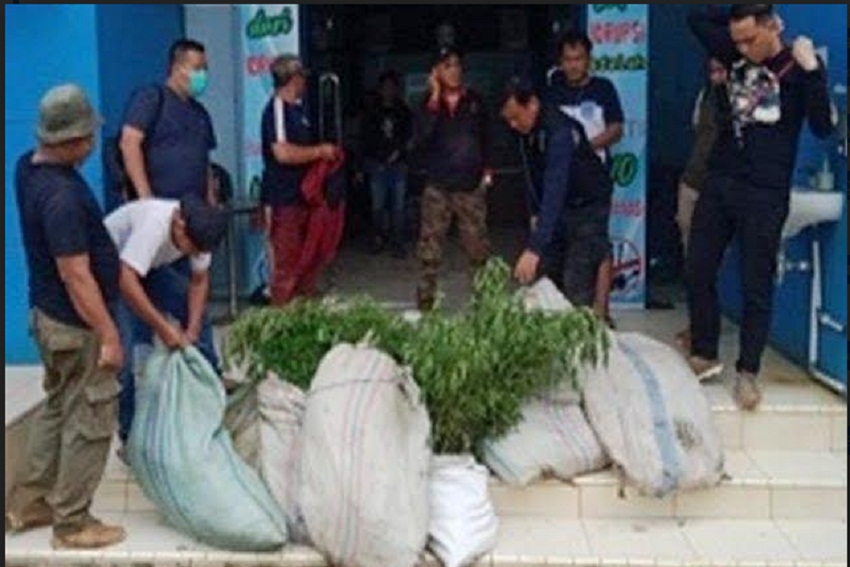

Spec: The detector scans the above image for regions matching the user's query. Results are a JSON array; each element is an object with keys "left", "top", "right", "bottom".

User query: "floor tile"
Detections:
[
  {"left": 582, "top": 519, "right": 697, "bottom": 562},
  {"left": 491, "top": 517, "right": 591, "bottom": 559},
  {"left": 774, "top": 520, "right": 848, "bottom": 562},
  {"left": 681, "top": 519, "right": 797, "bottom": 562}
]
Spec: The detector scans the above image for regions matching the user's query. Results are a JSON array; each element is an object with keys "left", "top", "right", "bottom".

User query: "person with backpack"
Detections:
[
  {"left": 113, "top": 38, "right": 223, "bottom": 387},
  {"left": 500, "top": 77, "right": 614, "bottom": 305}
]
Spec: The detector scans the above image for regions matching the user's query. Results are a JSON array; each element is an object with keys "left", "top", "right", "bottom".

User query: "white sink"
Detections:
[{"left": 782, "top": 189, "right": 845, "bottom": 240}]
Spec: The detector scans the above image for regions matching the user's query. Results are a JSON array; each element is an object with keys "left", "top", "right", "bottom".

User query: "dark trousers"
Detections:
[
  {"left": 542, "top": 203, "right": 612, "bottom": 308},
  {"left": 686, "top": 174, "right": 790, "bottom": 375}
]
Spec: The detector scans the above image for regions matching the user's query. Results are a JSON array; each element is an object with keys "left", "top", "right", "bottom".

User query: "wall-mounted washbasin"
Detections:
[{"left": 782, "top": 189, "right": 845, "bottom": 240}]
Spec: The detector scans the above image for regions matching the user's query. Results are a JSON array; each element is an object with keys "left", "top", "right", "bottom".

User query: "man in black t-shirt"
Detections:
[
  {"left": 686, "top": 4, "right": 835, "bottom": 409},
  {"left": 547, "top": 31, "right": 624, "bottom": 328},
  {"left": 6, "top": 84, "right": 126, "bottom": 549}
]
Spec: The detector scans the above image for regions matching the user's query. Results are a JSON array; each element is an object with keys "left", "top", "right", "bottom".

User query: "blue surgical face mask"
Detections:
[{"left": 187, "top": 68, "right": 208, "bottom": 98}]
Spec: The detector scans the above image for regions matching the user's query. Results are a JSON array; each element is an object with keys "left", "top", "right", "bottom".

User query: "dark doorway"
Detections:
[{"left": 302, "top": 5, "right": 583, "bottom": 246}]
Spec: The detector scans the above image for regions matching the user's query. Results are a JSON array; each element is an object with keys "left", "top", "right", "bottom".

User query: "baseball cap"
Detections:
[
  {"left": 36, "top": 84, "right": 103, "bottom": 145},
  {"left": 432, "top": 45, "right": 463, "bottom": 67},
  {"left": 271, "top": 54, "right": 310, "bottom": 87},
  {"left": 179, "top": 194, "right": 230, "bottom": 252}
]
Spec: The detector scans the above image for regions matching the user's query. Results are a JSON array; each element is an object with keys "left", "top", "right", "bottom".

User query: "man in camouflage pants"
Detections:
[{"left": 415, "top": 46, "right": 493, "bottom": 310}]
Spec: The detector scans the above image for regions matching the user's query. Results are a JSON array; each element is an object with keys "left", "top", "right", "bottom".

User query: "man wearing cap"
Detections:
[
  {"left": 118, "top": 38, "right": 222, "bottom": 378},
  {"left": 414, "top": 46, "right": 493, "bottom": 311},
  {"left": 103, "top": 194, "right": 228, "bottom": 449},
  {"left": 500, "top": 78, "right": 614, "bottom": 304},
  {"left": 6, "top": 84, "right": 126, "bottom": 549},
  {"left": 260, "top": 54, "right": 340, "bottom": 306}
]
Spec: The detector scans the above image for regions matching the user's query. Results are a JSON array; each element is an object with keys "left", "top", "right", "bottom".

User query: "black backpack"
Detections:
[{"left": 103, "top": 85, "right": 165, "bottom": 209}]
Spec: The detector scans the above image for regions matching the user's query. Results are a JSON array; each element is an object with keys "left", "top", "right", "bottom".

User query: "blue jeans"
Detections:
[
  {"left": 116, "top": 259, "right": 220, "bottom": 443},
  {"left": 368, "top": 162, "right": 408, "bottom": 245}
]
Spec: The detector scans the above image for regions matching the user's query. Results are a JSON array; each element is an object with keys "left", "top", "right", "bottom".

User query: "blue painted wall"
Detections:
[
  {"left": 5, "top": 4, "right": 102, "bottom": 364},
  {"left": 718, "top": 4, "right": 848, "bottom": 385},
  {"left": 96, "top": 5, "right": 185, "bottom": 161},
  {"left": 4, "top": 4, "right": 183, "bottom": 365}
]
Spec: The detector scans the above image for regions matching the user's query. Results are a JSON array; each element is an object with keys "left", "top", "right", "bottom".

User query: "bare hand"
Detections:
[
  {"left": 186, "top": 325, "right": 201, "bottom": 345},
  {"left": 792, "top": 36, "right": 819, "bottom": 72},
  {"left": 481, "top": 171, "right": 494, "bottom": 188},
  {"left": 514, "top": 250, "right": 541, "bottom": 285},
  {"left": 98, "top": 335, "right": 124, "bottom": 371},
  {"left": 159, "top": 324, "right": 191, "bottom": 350},
  {"left": 428, "top": 70, "right": 441, "bottom": 98},
  {"left": 319, "top": 143, "right": 339, "bottom": 161}
]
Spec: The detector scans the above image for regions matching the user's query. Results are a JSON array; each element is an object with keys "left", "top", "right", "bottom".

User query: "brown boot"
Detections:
[
  {"left": 5, "top": 498, "right": 53, "bottom": 533},
  {"left": 688, "top": 356, "right": 724, "bottom": 382},
  {"left": 51, "top": 520, "right": 126, "bottom": 549},
  {"left": 734, "top": 372, "right": 762, "bottom": 412}
]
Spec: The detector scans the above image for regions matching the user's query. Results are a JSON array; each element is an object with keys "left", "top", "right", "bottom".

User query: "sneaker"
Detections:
[
  {"left": 688, "top": 356, "right": 724, "bottom": 381},
  {"left": 5, "top": 499, "right": 53, "bottom": 533},
  {"left": 51, "top": 520, "right": 126, "bottom": 550},
  {"left": 675, "top": 328, "right": 691, "bottom": 352},
  {"left": 734, "top": 372, "right": 762, "bottom": 412},
  {"left": 603, "top": 315, "right": 617, "bottom": 330}
]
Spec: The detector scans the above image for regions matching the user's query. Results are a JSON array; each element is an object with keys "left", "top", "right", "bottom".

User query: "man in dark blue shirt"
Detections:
[
  {"left": 548, "top": 31, "right": 624, "bottom": 328},
  {"left": 116, "top": 39, "right": 221, "bottom": 378},
  {"left": 7, "top": 84, "right": 126, "bottom": 549},
  {"left": 119, "top": 39, "right": 216, "bottom": 202},
  {"left": 501, "top": 78, "right": 613, "bottom": 307},
  {"left": 686, "top": 4, "right": 835, "bottom": 410},
  {"left": 260, "top": 54, "right": 339, "bottom": 305}
]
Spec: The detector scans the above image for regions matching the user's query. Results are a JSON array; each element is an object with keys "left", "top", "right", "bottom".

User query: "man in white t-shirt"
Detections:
[{"left": 104, "top": 194, "right": 228, "bottom": 447}]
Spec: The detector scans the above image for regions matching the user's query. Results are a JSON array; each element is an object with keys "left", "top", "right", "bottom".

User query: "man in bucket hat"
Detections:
[{"left": 7, "top": 84, "right": 127, "bottom": 549}]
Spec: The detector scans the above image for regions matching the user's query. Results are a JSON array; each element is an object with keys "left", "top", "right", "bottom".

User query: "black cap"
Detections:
[
  {"left": 179, "top": 194, "right": 229, "bottom": 252},
  {"left": 432, "top": 45, "right": 463, "bottom": 67}
]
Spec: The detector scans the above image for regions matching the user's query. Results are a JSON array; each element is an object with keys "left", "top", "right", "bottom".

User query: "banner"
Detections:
[
  {"left": 587, "top": 4, "right": 648, "bottom": 309},
  {"left": 238, "top": 4, "right": 300, "bottom": 292}
]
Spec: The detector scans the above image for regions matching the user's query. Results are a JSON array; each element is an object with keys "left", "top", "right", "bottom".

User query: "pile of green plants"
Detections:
[{"left": 225, "top": 258, "right": 608, "bottom": 456}]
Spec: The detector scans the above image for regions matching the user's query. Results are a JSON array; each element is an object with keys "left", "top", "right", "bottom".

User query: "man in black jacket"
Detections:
[
  {"left": 501, "top": 77, "right": 613, "bottom": 305},
  {"left": 414, "top": 46, "right": 493, "bottom": 310},
  {"left": 686, "top": 4, "right": 835, "bottom": 409}
]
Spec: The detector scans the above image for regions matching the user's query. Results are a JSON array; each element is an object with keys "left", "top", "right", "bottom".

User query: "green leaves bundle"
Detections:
[{"left": 224, "top": 258, "right": 608, "bottom": 456}]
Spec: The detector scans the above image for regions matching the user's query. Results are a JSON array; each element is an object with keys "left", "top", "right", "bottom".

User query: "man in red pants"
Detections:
[{"left": 260, "top": 54, "right": 340, "bottom": 305}]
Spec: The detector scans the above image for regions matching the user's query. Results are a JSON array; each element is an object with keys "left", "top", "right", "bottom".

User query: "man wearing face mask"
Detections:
[
  {"left": 120, "top": 38, "right": 215, "bottom": 202},
  {"left": 686, "top": 5, "right": 835, "bottom": 409},
  {"left": 115, "top": 39, "right": 222, "bottom": 391}
]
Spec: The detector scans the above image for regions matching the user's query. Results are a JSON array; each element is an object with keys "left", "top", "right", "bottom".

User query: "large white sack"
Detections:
[
  {"left": 519, "top": 278, "right": 574, "bottom": 313},
  {"left": 300, "top": 343, "right": 431, "bottom": 567},
  {"left": 428, "top": 455, "right": 498, "bottom": 567},
  {"left": 482, "top": 398, "right": 608, "bottom": 486},
  {"left": 582, "top": 332, "right": 725, "bottom": 497},
  {"left": 224, "top": 375, "right": 310, "bottom": 544}
]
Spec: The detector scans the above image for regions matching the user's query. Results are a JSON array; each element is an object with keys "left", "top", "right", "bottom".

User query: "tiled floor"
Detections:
[{"left": 6, "top": 514, "right": 847, "bottom": 566}]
